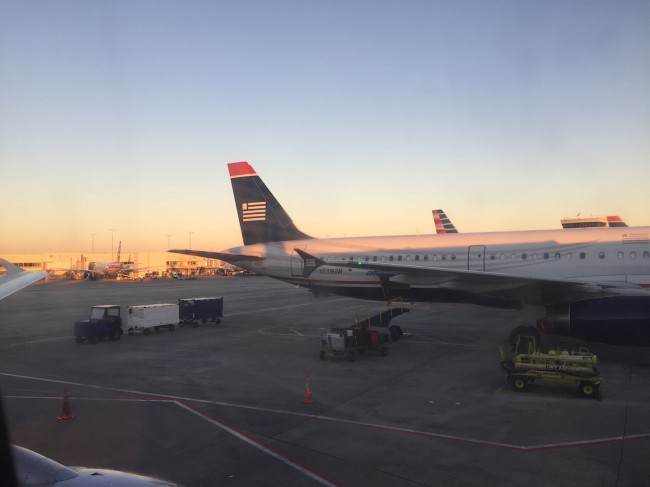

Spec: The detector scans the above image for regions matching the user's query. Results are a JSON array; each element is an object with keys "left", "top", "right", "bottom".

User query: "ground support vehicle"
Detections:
[
  {"left": 127, "top": 304, "right": 179, "bottom": 336},
  {"left": 178, "top": 297, "right": 224, "bottom": 327},
  {"left": 319, "top": 306, "right": 409, "bottom": 362},
  {"left": 74, "top": 305, "right": 122, "bottom": 344},
  {"left": 500, "top": 335, "right": 602, "bottom": 398}
]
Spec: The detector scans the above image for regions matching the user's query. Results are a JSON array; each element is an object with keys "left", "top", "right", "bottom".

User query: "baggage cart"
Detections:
[
  {"left": 127, "top": 304, "right": 179, "bottom": 336},
  {"left": 178, "top": 297, "right": 224, "bottom": 327}
]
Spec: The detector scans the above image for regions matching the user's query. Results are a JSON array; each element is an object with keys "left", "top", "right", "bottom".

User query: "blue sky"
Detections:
[{"left": 1, "top": 1, "right": 649, "bottom": 254}]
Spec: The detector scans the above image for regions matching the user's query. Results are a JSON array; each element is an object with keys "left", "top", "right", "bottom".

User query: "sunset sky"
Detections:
[{"left": 2, "top": 1, "right": 649, "bottom": 255}]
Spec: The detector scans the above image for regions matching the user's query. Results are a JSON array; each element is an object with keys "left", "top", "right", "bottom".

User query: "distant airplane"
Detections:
[
  {"left": 432, "top": 212, "right": 628, "bottom": 233},
  {"left": 56, "top": 243, "right": 142, "bottom": 280},
  {"left": 561, "top": 215, "right": 629, "bottom": 229},
  {"left": 86, "top": 241, "right": 127, "bottom": 279},
  {"left": 0, "top": 263, "right": 181, "bottom": 486},
  {"left": 171, "top": 161, "right": 650, "bottom": 346},
  {"left": 432, "top": 209, "right": 459, "bottom": 234}
]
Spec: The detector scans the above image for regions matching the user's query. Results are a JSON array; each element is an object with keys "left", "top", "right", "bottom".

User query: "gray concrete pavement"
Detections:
[{"left": 1, "top": 276, "right": 649, "bottom": 486}]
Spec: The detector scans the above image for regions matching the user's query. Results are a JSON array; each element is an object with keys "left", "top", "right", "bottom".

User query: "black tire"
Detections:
[
  {"left": 154, "top": 326, "right": 160, "bottom": 332},
  {"left": 144, "top": 328, "right": 151, "bottom": 336},
  {"left": 500, "top": 358, "right": 514, "bottom": 371},
  {"left": 508, "top": 326, "right": 531, "bottom": 348},
  {"left": 193, "top": 322, "right": 199, "bottom": 328},
  {"left": 169, "top": 324, "right": 175, "bottom": 331},
  {"left": 578, "top": 381, "right": 598, "bottom": 398},
  {"left": 75, "top": 337, "right": 83, "bottom": 344},
  {"left": 511, "top": 376, "right": 530, "bottom": 392},
  {"left": 348, "top": 351, "right": 356, "bottom": 362},
  {"left": 319, "top": 350, "right": 326, "bottom": 361},
  {"left": 215, "top": 319, "right": 221, "bottom": 325},
  {"left": 380, "top": 346, "right": 389, "bottom": 357}
]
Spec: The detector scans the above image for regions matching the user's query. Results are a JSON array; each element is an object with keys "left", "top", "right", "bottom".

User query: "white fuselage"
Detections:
[{"left": 226, "top": 227, "right": 650, "bottom": 292}]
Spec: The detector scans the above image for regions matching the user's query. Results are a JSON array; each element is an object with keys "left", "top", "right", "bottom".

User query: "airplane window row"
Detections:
[{"left": 324, "top": 250, "right": 650, "bottom": 263}]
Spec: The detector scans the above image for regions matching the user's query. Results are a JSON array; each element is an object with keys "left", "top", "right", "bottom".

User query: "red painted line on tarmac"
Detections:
[{"left": 174, "top": 400, "right": 345, "bottom": 487}]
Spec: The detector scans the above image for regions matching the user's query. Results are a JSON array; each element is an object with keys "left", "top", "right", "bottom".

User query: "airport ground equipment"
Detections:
[
  {"left": 319, "top": 305, "right": 410, "bottom": 362},
  {"left": 73, "top": 305, "right": 122, "bottom": 344},
  {"left": 500, "top": 335, "right": 602, "bottom": 398},
  {"left": 127, "top": 304, "right": 179, "bottom": 335},
  {"left": 178, "top": 297, "right": 223, "bottom": 327}
]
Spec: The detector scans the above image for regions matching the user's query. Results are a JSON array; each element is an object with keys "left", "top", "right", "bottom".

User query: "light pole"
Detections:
[
  {"left": 89, "top": 233, "right": 96, "bottom": 253},
  {"left": 165, "top": 234, "right": 171, "bottom": 249},
  {"left": 109, "top": 228, "right": 117, "bottom": 260},
  {"left": 188, "top": 232, "right": 194, "bottom": 250}
]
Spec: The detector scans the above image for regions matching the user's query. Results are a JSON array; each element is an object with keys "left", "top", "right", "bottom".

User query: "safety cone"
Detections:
[
  {"left": 302, "top": 376, "right": 314, "bottom": 404},
  {"left": 57, "top": 389, "right": 73, "bottom": 420}
]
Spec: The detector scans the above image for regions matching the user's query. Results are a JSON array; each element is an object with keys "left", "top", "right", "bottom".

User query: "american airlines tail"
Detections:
[
  {"left": 229, "top": 161, "right": 313, "bottom": 245},
  {"left": 432, "top": 209, "right": 458, "bottom": 234}
]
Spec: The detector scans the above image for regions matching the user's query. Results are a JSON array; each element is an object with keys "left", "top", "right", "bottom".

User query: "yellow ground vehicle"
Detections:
[{"left": 500, "top": 336, "right": 602, "bottom": 398}]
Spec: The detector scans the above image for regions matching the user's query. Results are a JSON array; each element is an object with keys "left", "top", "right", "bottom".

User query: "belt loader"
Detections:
[{"left": 319, "top": 305, "right": 409, "bottom": 362}]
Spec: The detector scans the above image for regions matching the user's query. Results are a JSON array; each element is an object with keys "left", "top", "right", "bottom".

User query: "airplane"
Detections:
[
  {"left": 85, "top": 241, "right": 126, "bottom": 279},
  {"left": 0, "top": 259, "right": 47, "bottom": 301},
  {"left": 432, "top": 209, "right": 459, "bottom": 234},
  {"left": 560, "top": 215, "right": 629, "bottom": 228},
  {"left": 170, "top": 161, "right": 650, "bottom": 346},
  {"left": 434, "top": 211, "right": 628, "bottom": 233},
  {"left": 0, "top": 262, "right": 183, "bottom": 486},
  {"left": 75, "top": 243, "right": 143, "bottom": 280}
]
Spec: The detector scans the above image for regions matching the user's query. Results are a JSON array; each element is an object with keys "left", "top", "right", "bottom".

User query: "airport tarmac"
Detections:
[{"left": 1, "top": 276, "right": 649, "bottom": 486}]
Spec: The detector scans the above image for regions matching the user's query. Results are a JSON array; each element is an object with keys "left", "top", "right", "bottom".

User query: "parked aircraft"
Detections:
[
  {"left": 434, "top": 211, "right": 628, "bottom": 233},
  {"left": 170, "top": 161, "right": 650, "bottom": 346},
  {"left": 432, "top": 209, "right": 459, "bottom": 234},
  {"left": 561, "top": 215, "right": 629, "bottom": 228},
  {"left": 0, "top": 261, "right": 181, "bottom": 486},
  {"left": 86, "top": 241, "right": 125, "bottom": 279}
]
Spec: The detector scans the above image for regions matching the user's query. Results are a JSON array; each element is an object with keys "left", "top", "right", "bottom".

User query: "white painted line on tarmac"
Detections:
[
  {"left": 3, "top": 372, "right": 650, "bottom": 452},
  {"left": 227, "top": 302, "right": 314, "bottom": 316}
]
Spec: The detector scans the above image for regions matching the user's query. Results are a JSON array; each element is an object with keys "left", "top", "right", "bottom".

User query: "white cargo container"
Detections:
[{"left": 127, "top": 304, "right": 179, "bottom": 335}]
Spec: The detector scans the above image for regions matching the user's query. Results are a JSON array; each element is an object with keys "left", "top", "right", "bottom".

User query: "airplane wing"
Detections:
[
  {"left": 293, "top": 250, "right": 646, "bottom": 305},
  {"left": 0, "top": 259, "right": 47, "bottom": 301},
  {"left": 168, "top": 249, "right": 264, "bottom": 263}
]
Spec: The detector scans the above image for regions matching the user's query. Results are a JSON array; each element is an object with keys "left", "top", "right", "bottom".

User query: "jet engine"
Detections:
[{"left": 538, "top": 296, "right": 650, "bottom": 346}]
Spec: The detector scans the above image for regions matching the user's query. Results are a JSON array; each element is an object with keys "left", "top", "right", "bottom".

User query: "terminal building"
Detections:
[{"left": 1, "top": 252, "right": 225, "bottom": 278}]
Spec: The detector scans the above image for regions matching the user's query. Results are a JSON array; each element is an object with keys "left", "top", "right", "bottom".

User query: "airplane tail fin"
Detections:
[
  {"left": 432, "top": 209, "right": 459, "bottom": 234},
  {"left": 228, "top": 162, "right": 313, "bottom": 245},
  {"left": 606, "top": 216, "right": 628, "bottom": 227}
]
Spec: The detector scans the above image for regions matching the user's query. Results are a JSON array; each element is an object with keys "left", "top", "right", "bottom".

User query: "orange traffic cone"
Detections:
[
  {"left": 57, "top": 389, "right": 73, "bottom": 420},
  {"left": 302, "top": 376, "right": 314, "bottom": 404}
]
